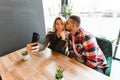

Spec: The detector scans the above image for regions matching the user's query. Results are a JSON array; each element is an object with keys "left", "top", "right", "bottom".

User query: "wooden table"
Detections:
[{"left": 0, "top": 48, "right": 112, "bottom": 80}]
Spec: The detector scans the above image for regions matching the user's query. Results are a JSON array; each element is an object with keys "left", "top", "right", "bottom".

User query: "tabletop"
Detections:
[{"left": 0, "top": 48, "right": 112, "bottom": 80}]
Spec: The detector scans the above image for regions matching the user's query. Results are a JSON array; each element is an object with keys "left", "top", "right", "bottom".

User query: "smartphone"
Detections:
[{"left": 31, "top": 32, "right": 40, "bottom": 43}]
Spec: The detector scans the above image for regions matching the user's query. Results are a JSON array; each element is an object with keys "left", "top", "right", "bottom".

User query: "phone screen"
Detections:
[{"left": 31, "top": 32, "right": 40, "bottom": 43}]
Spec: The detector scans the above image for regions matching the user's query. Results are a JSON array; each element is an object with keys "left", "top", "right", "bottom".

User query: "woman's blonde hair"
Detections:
[{"left": 52, "top": 16, "right": 66, "bottom": 32}]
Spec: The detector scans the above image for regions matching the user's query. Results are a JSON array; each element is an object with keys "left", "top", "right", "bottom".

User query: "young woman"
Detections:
[{"left": 26, "top": 17, "right": 66, "bottom": 54}]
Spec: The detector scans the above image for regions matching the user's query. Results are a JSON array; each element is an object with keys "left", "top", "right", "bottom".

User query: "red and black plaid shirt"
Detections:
[{"left": 68, "top": 28, "right": 107, "bottom": 68}]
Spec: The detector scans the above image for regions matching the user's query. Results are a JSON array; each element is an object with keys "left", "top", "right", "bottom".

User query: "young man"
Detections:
[{"left": 65, "top": 15, "right": 107, "bottom": 73}]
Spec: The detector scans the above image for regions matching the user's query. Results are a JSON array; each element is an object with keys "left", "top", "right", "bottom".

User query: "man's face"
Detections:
[{"left": 65, "top": 18, "right": 74, "bottom": 32}]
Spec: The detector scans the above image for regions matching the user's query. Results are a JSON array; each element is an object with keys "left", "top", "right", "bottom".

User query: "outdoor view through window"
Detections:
[{"left": 43, "top": 0, "right": 120, "bottom": 59}]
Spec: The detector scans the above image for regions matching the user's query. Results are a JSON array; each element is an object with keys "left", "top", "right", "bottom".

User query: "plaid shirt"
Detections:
[{"left": 68, "top": 28, "right": 107, "bottom": 68}]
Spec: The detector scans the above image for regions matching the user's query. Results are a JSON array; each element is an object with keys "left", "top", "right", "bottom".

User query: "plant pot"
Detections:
[
  {"left": 22, "top": 54, "right": 30, "bottom": 60},
  {"left": 55, "top": 77, "right": 64, "bottom": 80}
]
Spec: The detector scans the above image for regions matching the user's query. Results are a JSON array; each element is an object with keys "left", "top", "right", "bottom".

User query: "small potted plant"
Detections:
[
  {"left": 21, "top": 51, "right": 30, "bottom": 60},
  {"left": 55, "top": 66, "right": 64, "bottom": 80}
]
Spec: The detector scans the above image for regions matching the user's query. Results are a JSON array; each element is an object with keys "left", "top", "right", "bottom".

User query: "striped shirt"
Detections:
[{"left": 68, "top": 28, "right": 107, "bottom": 68}]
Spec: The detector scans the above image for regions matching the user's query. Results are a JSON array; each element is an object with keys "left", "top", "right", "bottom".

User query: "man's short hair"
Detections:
[{"left": 69, "top": 15, "right": 81, "bottom": 27}]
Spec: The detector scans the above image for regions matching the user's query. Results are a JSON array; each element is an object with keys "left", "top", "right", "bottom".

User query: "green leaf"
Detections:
[
  {"left": 22, "top": 51, "right": 28, "bottom": 56},
  {"left": 55, "top": 67, "right": 64, "bottom": 79}
]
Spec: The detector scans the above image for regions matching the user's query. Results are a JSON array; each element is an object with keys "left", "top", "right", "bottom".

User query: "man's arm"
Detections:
[{"left": 83, "top": 35, "right": 98, "bottom": 68}]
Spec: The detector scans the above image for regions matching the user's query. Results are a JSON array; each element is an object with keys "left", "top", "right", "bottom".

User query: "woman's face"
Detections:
[{"left": 55, "top": 19, "right": 64, "bottom": 32}]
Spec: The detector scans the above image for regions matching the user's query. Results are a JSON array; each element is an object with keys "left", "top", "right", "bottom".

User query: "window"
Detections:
[{"left": 42, "top": 0, "right": 120, "bottom": 59}]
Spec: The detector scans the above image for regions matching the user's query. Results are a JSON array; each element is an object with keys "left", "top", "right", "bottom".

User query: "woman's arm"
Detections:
[
  {"left": 39, "top": 34, "right": 50, "bottom": 51},
  {"left": 26, "top": 32, "right": 50, "bottom": 54}
]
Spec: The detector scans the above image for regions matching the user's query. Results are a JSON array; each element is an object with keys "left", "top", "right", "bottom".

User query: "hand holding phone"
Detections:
[
  {"left": 26, "top": 42, "right": 39, "bottom": 54},
  {"left": 31, "top": 32, "right": 40, "bottom": 52}
]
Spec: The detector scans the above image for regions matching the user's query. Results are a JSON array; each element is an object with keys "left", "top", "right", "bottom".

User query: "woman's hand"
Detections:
[
  {"left": 26, "top": 42, "right": 39, "bottom": 54},
  {"left": 59, "top": 31, "right": 65, "bottom": 40}
]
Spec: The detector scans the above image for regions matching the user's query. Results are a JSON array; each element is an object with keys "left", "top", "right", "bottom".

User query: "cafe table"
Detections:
[{"left": 0, "top": 48, "right": 112, "bottom": 80}]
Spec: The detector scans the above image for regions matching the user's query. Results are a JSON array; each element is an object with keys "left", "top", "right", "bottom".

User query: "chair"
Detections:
[{"left": 96, "top": 37, "right": 112, "bottom": 76}]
